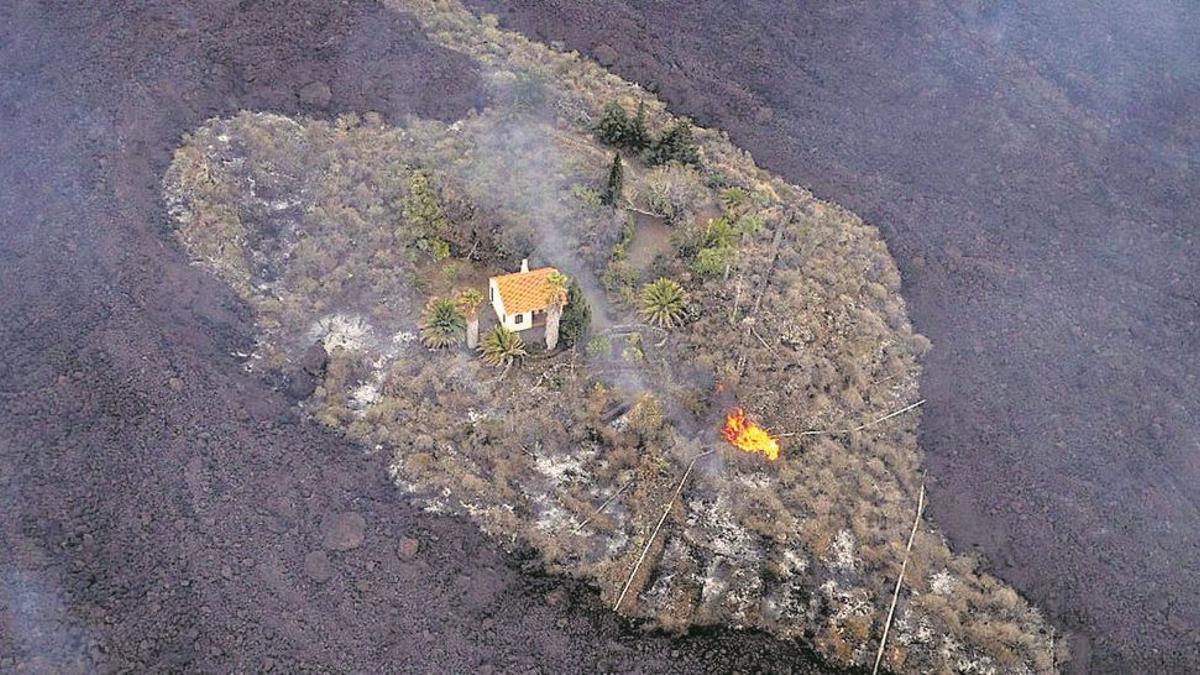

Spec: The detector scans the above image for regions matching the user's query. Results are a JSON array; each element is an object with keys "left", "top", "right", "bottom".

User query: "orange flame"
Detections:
[{"left": 721, "top": 407, "right": 780, "bottom": 461}]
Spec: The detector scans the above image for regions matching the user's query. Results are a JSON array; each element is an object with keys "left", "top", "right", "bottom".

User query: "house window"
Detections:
[{"left": 514, "top": 313, "right": 524, "bottom": 325}]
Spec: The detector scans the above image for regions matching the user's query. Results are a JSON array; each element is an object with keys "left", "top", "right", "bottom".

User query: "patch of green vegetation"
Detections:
[
  {"left": 620, "top": 332, "right": 644, "bottom": 362},
  {"left": 644, "top": 120, "right": 700, "bottom": 167},
  {"left": 404, "top": 169, "right": 453, "bottom": 260},
  {"left": 479, "top": 324, "right": 527, "bottom": 367},
  {"left": 419, "top": 297, "right": 465, "bottom": 349},
  {"left": 586, "top": 334, "right": 611, "bottom": 357},
  {"left": 594, "top": 100, "right": 649, "bottom": 151},
  {"left": 638, "top": 278, "right": 687, "bottom": 327},
  {"left": 609, "top": 216, "right": 636, "bottom": 263}
]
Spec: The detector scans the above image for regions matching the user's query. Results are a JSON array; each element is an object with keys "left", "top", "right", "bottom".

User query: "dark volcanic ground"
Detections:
[
  {"left": 467, "top": 1, "right": 1200, "bottom": 672},
  {"left": 0, "top": 1, "right": 837, "bottom": 672}
]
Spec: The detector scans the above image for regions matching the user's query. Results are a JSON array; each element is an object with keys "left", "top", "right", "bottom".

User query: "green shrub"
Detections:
[
  {"left": 735, "top": 213, "right": 765, "bottom": 237},
  {"left": 420, "top": 297, "right": 466, "bottom": 349},
  {"left": 704, "top": 170, "right": 730, "bottom": 190},
  {"left": 642, "top": 164, "right": 705, "bottom": 224},
  {"left": 509, "top": 70, "right": 548, "bottom": 113},
  {"left": 610, "top": 216, "right": 636, "bottom": 262},
  {"left": 703, "top": 216, "right": 738, "bottom": 249},
  {"left": 402, "top": 170, "right": 450, "bottom": 249},
  {"left": 571, "top": 184, "right": 603, "bottom": 213},
  {"left": 602, "top": 259, "right": 639, "bottom": 292},
  {"left": 586, "top": 335, "right": 611, "bottom": 357},
  {"left": 720, "top": 186, "right": 750, "bottom": 214},
  {"left": 479, "top": 324, "right": 527, "bottom": 367},
  {"left": 691, "top": 245, "right": 735, "bottom": 278},
  {"left": 418, "top": 237, "right": 451, "bottom": 261},
  {"left": 638, "top": 277, "right": 688, "bottom": 327},
  {"left": 622, "top": 332, "right": 644, "bottom": 362}
]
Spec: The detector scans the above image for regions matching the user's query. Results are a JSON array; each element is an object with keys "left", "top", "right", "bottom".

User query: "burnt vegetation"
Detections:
[{"left": 162, "top": 1, "right": 1059, "bottom": 671}]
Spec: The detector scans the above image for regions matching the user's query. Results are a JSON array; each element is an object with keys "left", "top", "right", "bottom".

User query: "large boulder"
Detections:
[
  {"left": 297, "top": 80, "right": 332, "bottom": 109},
  {"left": 321, "top": 512, "right": 366, "bottom": 552},
  {"left": 282, "top": 341, "right": 328, "bottom": 401}
]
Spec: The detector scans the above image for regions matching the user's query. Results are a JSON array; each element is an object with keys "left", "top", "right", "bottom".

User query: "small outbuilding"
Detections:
[{"left": 488, "top": 259, "right": 562, "bottom": 333}]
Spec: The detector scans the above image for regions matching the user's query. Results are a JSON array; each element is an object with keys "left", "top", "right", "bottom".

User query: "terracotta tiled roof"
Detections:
[{"left": 492, "top": 267, "right": 563, "bottom": 314}]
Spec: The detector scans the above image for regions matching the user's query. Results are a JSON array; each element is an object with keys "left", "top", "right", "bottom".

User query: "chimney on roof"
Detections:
[{"left": 520, "top": 258, "right": 529, "bottom": 273}]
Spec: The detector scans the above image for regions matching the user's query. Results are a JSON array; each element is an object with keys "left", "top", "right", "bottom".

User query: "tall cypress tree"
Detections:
[
  {"left": 631, "top": 100, "right": 649, "bottom": 149},
  {"left": 559, "top": 278, "right": 592, "bottom": 348},
  {"left": 602, "top": 153, "right": 624, "bottom": 206}
]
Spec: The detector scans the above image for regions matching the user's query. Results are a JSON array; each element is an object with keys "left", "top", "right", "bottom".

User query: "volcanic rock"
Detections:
[
  {"left": 283, "top": 370, "right": 318, "bottom": 401},
  {"left": 304, "top": 550, "right": 332, "bottom": 582},
  {"left": 592, "top": 43, "right": 618, "bottom": 67},
  {"left": 299, "top": 341, "right": 328, "bottom": 376},
  {"left": 282, "top": 341, "right": 329, "bottom": 401},
  {"left": 398, "top": 537, "right": 420, "bottom": 559},
  {"left": 321, "top": 512, "right": 366, "bottom": 551},
  {"left": 298, "top": 80, "right": 332, "bottom": 108}
]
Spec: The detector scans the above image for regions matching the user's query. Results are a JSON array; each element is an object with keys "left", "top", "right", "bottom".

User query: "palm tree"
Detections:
[
  {"left": 456, "top": 288, "right": 485, "bottom": 349},
  {"left": 544, "top": 271, "right": 569, "bottom": 351},
  {"left": 639, "top": 277, "right": 688, "bottom": 328},
  {"left": 479, "top": 325, "right": 527, "bottom": 367},
  {"left": 419, "top": 297, "right": 465, "bottom": 349}
]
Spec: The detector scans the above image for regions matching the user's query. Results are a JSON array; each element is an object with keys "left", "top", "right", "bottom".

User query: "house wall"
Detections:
[
  {"left": 488, "top": 278, "right": 504, "bottom": 323},
  {"left": 504, "top": 311, "right": 533, "bottom": 332},
  {"left": 489, "top": 278, "right": 534, "bottom": 332}
]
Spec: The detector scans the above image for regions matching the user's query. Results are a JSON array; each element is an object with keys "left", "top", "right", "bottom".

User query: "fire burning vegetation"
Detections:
[{"left": 721, "top": 407, "right": 780, "bottom": 461}]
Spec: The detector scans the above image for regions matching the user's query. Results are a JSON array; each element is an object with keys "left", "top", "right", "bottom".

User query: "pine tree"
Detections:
[
  {"left": 602, "top": 153, "right": 624, "bottom": 206},
  {"left": 595, "top": 102, "right": 632, "bottom": 147},
  {"left": 645, "top": 121, "right": 700, "bottom": 167},
  {"left": 594, "top": 100, "right": 650, "bottom": 150}
]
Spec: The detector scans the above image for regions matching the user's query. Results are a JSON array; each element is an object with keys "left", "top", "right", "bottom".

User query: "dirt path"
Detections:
[
  {"left": 465, "top": 1, "right": 1200, "bottom": 671},
  {"left": 0, "top": 2, "right": 833, "bottom": 671}
]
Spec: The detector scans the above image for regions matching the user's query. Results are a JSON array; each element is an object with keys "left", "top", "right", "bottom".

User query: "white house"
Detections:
[{"left": 488, "top": 259, "right": 561, "bottom": 333}]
